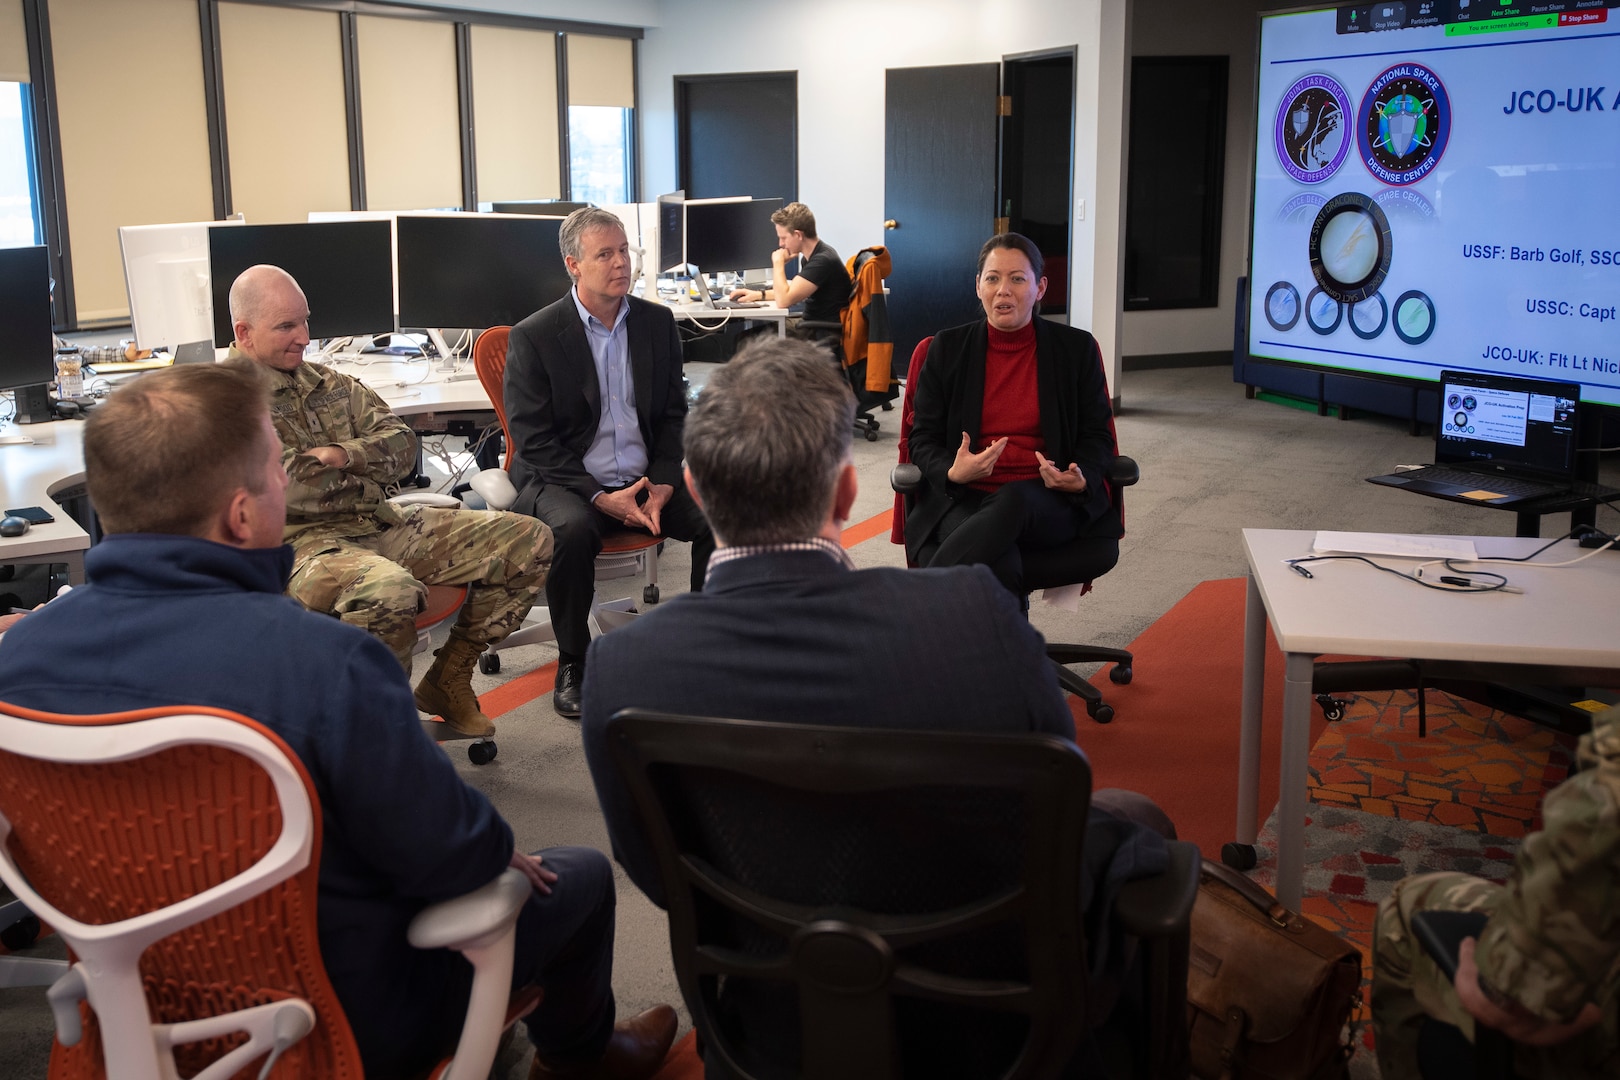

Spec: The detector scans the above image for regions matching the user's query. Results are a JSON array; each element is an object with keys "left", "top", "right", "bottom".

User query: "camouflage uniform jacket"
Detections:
[
  {"left": 232, "top": 351, "right": 418, "bottom": 544},
  {"left": 1478, "top": 702, "right": 1620, "bottom": 1022}
]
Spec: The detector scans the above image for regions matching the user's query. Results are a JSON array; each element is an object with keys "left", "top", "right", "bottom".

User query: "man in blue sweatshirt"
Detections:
[{"left": 0, "top": 362, "right": 675, "bottom": 1080}]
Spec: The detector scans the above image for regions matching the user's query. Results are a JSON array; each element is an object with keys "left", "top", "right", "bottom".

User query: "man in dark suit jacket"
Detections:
[
  {"left": 505, "top": 207, "right": 715, "bottom": 717},
  {"left": 581, "top": 337, "right": 1174, "bottom": 1075}
]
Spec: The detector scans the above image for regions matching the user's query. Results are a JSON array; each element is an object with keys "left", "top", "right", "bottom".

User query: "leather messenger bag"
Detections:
[{"left": 1187, "top": 862, "right": 1362, "bottom": 1080}]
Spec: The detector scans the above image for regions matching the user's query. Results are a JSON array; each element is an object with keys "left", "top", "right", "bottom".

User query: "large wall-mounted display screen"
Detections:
[{"left": 1249, "top": 2, "right": 1620, "bottom": 406}]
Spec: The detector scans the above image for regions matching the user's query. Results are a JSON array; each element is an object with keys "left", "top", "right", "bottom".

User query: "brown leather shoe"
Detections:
[{"left": 528, "top": 1004, "right": 678, "bottom": 1080}]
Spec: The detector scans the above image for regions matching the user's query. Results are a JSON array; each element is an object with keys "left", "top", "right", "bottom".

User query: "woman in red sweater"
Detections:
[{"left": 905, "top": 232, "right": 1122, "bottom": 596}]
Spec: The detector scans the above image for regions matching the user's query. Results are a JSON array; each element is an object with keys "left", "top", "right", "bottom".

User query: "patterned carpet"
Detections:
[{"left": 1247, "top": 685, "right": 1580, "bottom": 1073}]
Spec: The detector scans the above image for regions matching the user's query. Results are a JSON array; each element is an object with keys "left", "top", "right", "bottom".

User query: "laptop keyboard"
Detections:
[{"left": 1412, "top": 466, "right": 1561, "bottom": 499}]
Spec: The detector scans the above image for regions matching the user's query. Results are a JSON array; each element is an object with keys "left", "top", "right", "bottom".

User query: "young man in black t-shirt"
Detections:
[{"left": 728, "top": 201, "right": 852, "bottom": 327}]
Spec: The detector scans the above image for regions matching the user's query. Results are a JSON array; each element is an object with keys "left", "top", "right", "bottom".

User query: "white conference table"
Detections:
[
  {"left": 0, "top": 419, "right": 91, "bottom": 584},
  {"left": 1231, "top": 527, "right": 1620, "bottom": 909}
]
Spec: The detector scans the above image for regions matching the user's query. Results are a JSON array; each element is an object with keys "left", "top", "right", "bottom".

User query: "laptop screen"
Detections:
[{"left": 1435, "top": 370, "right": 1580, "bottom": 480}]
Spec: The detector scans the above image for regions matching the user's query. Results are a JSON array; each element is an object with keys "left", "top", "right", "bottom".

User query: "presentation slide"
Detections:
[{"left": 1249, "top": 1, "right": 1620, "bottom": 406}]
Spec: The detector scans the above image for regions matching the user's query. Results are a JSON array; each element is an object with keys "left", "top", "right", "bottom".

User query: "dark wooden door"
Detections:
[
  {"left": 883, "top": 63, "right": 999, "bottom": 364},
  {"left": 676, "top": 73, "right": 797, "bottom": 202}
]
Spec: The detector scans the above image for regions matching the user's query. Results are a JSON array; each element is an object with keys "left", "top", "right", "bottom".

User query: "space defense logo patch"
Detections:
[
  {"left": 1275, "top": 74, "right": 1352, "bottom": 184},
  {"left": 1358, "top": 63, "right": 1450, "bottom": 186}
]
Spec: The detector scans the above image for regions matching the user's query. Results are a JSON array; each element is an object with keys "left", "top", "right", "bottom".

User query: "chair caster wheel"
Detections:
[
  {"left": 644, "top": 584, "right": 660, "bottom": 605},
  {"left": 1088, "top": 702, "right": 1115, "bottom": 724},
  {"left": 865, "top": 428, "right": 878, "bottom": 442},
  {"left": 1109, "top": 665, "right": 1133, "bottom": 685},
  {"left": 1220, "top": 843, "right": 1258, "bottom": 871},
  {"left": 1315, "top": 694, "right": 1346, "bottom": 722},
  {"left": 468, "top": 740, "right": 497, "bottom": 765},
  {"left": 478, "top": 653, "right": 500, "bottom": 675},
  {"left": 0, "top": 913, "right": 41, "bottom": 950}
]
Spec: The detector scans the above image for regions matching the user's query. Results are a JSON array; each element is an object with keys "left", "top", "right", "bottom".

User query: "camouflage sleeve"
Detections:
[
  {"left": 1475, "top": 704, "right": 1620, "bottom": 1021},
  {"left": 331, "top": 375, "right": 416, "bottom": 484},
  {"left": 277, "top": 367, "right": 416, "bottom": 524}
]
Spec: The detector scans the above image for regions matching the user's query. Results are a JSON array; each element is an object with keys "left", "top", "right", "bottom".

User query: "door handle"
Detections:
[{"left": 884, "top": 219, "right": 899, "bottom": 230}]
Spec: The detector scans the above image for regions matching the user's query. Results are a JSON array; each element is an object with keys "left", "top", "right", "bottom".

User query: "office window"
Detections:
[
  {"left": 0, "top": 2, "right": 34, "bottom": 247},
  {"left": 49, "top": 0, "right": 214, "bottom": 323},
  {"left": 471, "top": 24, "right": 561, "bottom": 204},
  {"left": 566, "top": 34, "right": 633, "bottom": 204},
  {"left": 218, "top": 3, "right": 350, "bottom": 223},
  {"left": 357, "top": 15, "right": 462, "bottom": 211},
  {"left": 0, "top": 84, "right": 38, "bottom": 248}
]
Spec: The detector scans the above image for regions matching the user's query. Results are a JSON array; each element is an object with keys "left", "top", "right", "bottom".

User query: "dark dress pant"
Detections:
[
  {"left": 922, "top": 479, "right": 1091, "bottom": 596},
  {"left": 358, "top": 846, "right": 618, "bottom": 1077},
  {"left": 530, "top": 480, "right": 714, "bottom": 661}
]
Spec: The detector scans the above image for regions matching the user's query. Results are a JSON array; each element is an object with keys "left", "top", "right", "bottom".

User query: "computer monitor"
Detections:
[
  {"left": 656, "top": 191, "right": 686, "bottom": 274},
  {"left": 684, "top": 197, "right": 783, "bottom": 278},
  {"left": 209, "top": 221, "right": 395, "bottom": 347},
  {"left": 394, "top": 213, "right": 573, "bottom": 330},
  {"left": 490, "top": 200, "right": 590, "bottom": 217},
  {"left": 120, "top": 219, "right": 245, "bottom": 352},
  {"left": 0, "top": 246, "right": 55, "bottom": 407}
]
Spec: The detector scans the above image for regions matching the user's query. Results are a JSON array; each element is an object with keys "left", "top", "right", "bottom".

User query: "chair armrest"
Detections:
[
  {"left": 467, "top": 469, "right": 518, "bottom": 512},
  {"left": 1108, "top": 456, "right": 1140, "bottom": 488},
  {"left": 391, "top": 492, "right": 463, "bottom": 509},
  {"left": 408, "top": 868, "right": 531, "bottom": 953},
  {"left": 1115, "top": 840, "right": 1200, "bottom": 939},
  {"left": 891, "top": 463, "right": 922, "bottom": 494},
  {"left": 410, "top": 868, "right": 532, "bottom": 1080}
]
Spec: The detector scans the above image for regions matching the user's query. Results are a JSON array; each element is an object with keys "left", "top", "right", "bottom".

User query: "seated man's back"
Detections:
[{"left": 581, "top": 338, "right": 1170, "bottom": 1077}]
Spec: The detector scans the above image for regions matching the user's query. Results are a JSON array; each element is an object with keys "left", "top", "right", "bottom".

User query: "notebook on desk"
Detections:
[{"left": 1366, "top": 370, "right": 1581, "bottom": 508}]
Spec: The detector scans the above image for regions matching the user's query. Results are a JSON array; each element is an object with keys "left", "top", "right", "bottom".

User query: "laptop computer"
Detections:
[{"left": 1366, "top": 370, "right": 1582, "bottom": 508}]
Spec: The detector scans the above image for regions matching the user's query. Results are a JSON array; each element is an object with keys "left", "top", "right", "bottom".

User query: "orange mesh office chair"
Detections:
[
  {"left": 891, "top": 336, "right": 1137, "bottom": 723},
  {"left": 466, "top": 327, "right": 664, "bottom": 674},
  {"left": 0, "top": 702, "right": 537, "bottom": 1080}
]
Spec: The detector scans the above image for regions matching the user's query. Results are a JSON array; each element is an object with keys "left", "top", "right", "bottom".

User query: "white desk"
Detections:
[
  {"left": 1232, "top": 528, "right": 1620, "bottom": 909},
  {"left": 0, "top": 421, "right": 91, "bottom": 584},
  {"left": 664, "top": 300, "right": 791, "bottom": 337}
]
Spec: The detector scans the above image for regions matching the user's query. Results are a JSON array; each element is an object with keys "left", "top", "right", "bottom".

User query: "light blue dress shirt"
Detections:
[{"left": 571, "top": 289, "right": 649, "bottom": 499}]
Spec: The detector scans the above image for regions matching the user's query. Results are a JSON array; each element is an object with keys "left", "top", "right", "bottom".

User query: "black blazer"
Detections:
[
  {"left": 905, "top": 318, "right": 1121, "bottom": 564},
  {"left": 504, "top": 292, "right": 687, "bottom": 516}
]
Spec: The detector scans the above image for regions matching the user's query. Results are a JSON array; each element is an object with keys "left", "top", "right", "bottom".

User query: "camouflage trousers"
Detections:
[
  {"left": 287, "top": 505, "right": 552, "bottom": 670},
  {"left": 1372, "top": 872, "right": 1619, "bottom": 1080}
]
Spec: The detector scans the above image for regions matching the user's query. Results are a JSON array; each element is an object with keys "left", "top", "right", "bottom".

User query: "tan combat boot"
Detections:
[{"left": 414, "top": 635, "right": 496, "bottom": 737}]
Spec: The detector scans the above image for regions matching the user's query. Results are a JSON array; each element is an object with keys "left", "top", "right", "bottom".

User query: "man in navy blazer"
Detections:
[
  {"left": 505, "top": 207, "right": 714, "bottom": 718},
  {"left": 581, "top": 337, "right": 1174, "bottom": 1073}
]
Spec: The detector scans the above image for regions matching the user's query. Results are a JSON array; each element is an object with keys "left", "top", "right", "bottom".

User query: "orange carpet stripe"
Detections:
[
  {"left": 468, "top": 508, "right": 895, "bottom": 721},
  {"left": 480, "top": 660, "right": 557, "bottom": 719},
  {"left": 840, "top": 508, "right": 893, "bottom": 548}
]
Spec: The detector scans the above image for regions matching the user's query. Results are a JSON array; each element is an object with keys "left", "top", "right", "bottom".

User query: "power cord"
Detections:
[{"left": 1285, "top": 554, "right": 1514, "bottom": 593}]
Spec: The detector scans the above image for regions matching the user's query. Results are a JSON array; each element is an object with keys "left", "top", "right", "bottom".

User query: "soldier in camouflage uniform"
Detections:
[
  {"left": 228, "top": 265, "right": 551, "bottom": 738},
  {"left": 1371, "top": 702, "right": 1620, "bottom": 1078}
]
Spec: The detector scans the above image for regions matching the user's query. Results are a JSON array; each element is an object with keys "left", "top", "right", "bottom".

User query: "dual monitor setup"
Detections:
[{"left": 117, "top": 194, "right": 785, "bottom": 366}]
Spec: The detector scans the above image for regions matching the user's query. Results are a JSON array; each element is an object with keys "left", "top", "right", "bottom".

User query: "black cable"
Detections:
[{"left": 1285, "top": 554, "right": 1510, "bottom": 593}]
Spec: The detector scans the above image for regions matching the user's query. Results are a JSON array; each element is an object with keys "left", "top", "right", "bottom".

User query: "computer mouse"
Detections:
[{"left": 0, "top": 516, "right": 30, "bottom": 538}]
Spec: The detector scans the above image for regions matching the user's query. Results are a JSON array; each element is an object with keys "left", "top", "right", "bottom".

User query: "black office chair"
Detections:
[
  {"left": 891, "top": 337, "right": 1137, "bottom": 723},
  {"left": 604, "top": 709, "right": 1200, "bottom": 1080},
  {"left": 1411, "top": 910, "right": 1519, "bottom": 1080}
]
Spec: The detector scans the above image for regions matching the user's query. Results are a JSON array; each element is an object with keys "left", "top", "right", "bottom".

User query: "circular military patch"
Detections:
[
  {"left": 1358, "top": 63, "right": 1450, "bottom": 187},
  {"left": 1276, "top": 74, "right": 1353, "bottom": 184},
  {"left": 1308, "top": 192, "right": 1394, "bottom": 304}
]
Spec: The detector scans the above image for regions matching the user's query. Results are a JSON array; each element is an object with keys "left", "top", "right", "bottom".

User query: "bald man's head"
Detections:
[{"left": 230, "top": 265, "right": 311, "bottom": 372}]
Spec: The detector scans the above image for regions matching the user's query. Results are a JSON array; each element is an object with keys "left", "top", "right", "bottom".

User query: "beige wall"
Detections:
[
  {"left": 0, "top": 0, "right": 28, "bottom": 83},
  {"left": 219, "top": 3, "right": 351, "bottom": 223},
  {"left": 50, "top": 0, "right": 214, "bottom": 322}
]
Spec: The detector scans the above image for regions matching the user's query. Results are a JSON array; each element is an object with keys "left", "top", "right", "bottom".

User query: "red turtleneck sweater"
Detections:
[{"left": 971, "top": 321, "right": 1043, "bottom": 491}]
